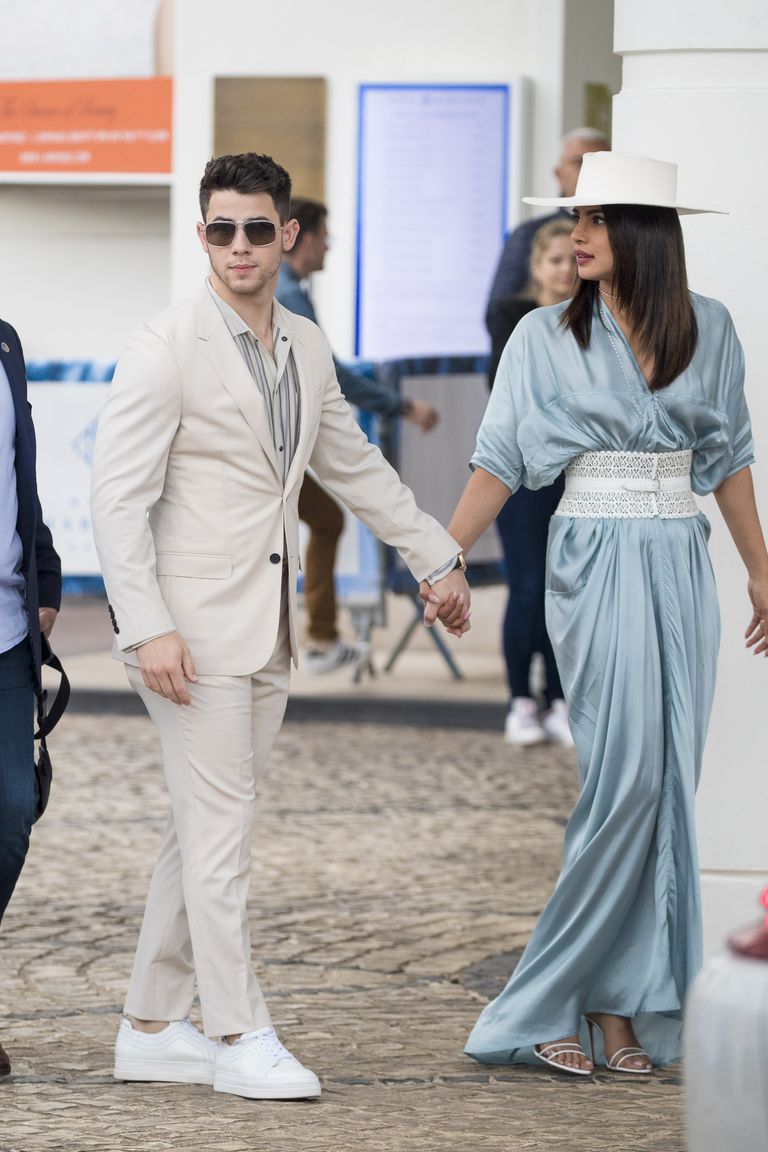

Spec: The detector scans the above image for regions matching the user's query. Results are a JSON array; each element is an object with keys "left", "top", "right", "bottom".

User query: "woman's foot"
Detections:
[
  {"left": 534, "top": 1034, "right": 593, "bottom": 1075},
  {"left": 585, "top": 1013, "right": 652, "bottom": 1073}
]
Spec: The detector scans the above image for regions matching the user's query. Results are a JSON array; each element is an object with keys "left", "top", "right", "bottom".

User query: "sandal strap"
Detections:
[
  {"left": 608, "top": 1046, "right": 650, "bottom": 1069},
  {"left": 537, "top": 1042, "right": 587, "bottom": 1058}
]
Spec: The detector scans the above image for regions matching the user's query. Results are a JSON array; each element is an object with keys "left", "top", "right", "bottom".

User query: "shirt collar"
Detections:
[{"left": 206, "top": 279, "right": 283, "bottom": 343}]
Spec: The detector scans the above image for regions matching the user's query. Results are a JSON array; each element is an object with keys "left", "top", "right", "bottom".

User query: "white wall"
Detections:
[
  {"left": 0, "top": 0, "right": 161, "bottom": 78},
  {"left": 0, "top": 1, "right": 171, "bottom": 360},
  {"left": 173, "top": 0, "right": 589, "bottom": 357},
  {"left": 0, "top": 0, "right": 621, "bottom": 361},
  {"left": 563, "top": 0, "right": 621, "bottom": 134},
  {"left": 613, "top": 0, "right": 768, "bottom": 955},
  {"left": 0, "top": 185, "right": 170, "bottom": 360}
]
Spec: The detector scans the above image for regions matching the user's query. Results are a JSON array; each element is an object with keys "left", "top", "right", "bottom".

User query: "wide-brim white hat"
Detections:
[{"left": 523, "top": 151, "right": 726, "bottom": 215}]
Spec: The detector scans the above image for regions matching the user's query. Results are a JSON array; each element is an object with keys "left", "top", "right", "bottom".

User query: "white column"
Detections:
[{"left": 612, "top": 0, "right": 768, "bottom": 956}]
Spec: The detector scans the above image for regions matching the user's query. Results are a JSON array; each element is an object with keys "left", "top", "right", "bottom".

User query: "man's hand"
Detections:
[
  {"left": 419, "top": 570, "right": 471, "bottom": 637},
  {"left": 405, "top": 399, "right": 439, "bottom": 433},
  {"left": 137, "top": 631, "right": 198, "bottom": 705},
  {"left": 38, "top": 607, "right": 58, "bottom": 638}
]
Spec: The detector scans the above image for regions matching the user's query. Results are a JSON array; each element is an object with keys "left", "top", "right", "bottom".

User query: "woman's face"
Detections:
[
  {"left": 570, "top": 206, "right": 614, "bottom": 285},
  {"left": 531, "top": 235, "right": 576, "bottom": 303}
]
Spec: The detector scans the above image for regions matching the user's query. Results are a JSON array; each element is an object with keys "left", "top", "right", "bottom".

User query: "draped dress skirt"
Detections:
[{"left": 465, "top": 293, "right": 754, "bottom": 1067}]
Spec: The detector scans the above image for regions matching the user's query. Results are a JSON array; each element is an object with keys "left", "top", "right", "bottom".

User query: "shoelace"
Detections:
[{"left": 249, "top": 1028, "right": 292, "bottom": 1063}]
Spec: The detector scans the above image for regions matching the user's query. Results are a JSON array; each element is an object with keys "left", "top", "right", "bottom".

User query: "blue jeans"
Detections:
[
  {"left": 495, "top": 480, "right": 565, "bottom": 705},
  {"left": 0, "top": 637, "right": 36, "bottom": 923}
]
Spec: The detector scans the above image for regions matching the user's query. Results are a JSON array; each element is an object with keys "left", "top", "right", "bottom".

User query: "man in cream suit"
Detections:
[{"left": 90, "top": 153, "right": 469, "bottom": 1101}]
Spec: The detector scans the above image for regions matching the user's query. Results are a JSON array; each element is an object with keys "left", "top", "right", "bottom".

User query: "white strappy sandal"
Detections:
[
  {"left": 586, "top": 1017, "right": 653, "bottom": 1075},
  {"left": 534, "top": 1040, "right": 593, "bottom": 1077}
]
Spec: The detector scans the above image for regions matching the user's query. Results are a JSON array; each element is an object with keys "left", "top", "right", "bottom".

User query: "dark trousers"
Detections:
[
  {"left": 0, "top": 637, "right": 36, "bottom": 923},
  {"left": 298, "top": 474, "right": 345, "bottom": 645},
  {"left": 495, "top": 479, "right": 565, "bottom": 705}
]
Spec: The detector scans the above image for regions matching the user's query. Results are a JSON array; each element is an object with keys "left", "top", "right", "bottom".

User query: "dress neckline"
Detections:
[{"left": 598, "top": 302, "right": 653, "bottom": 390}]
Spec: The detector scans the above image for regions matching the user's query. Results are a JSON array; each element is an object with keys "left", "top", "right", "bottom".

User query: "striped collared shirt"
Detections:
[{"left": 207, "top": 281, "right": 300, "bottom": 484}]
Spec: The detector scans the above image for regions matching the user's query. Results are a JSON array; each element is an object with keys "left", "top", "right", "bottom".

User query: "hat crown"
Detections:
[{"left": 574, "top": 152, "right": 679, "bottom": 206}]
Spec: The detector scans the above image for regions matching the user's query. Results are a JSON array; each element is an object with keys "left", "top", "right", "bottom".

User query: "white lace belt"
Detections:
[{"left": 555, "top": 450, "right": 699, "bottom": 519}]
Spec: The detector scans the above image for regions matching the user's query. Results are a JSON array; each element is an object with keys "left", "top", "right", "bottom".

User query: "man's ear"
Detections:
[
  {"left": 282, "top": 218, "right": 300, "bottom": 252},
  {"left": 196, "top": 221, "right": 209, "bottom": 253}
]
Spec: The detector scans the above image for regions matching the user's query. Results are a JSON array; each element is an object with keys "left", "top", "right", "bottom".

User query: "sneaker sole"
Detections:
[
  {"left": 504, "top": 730, "right": 546, "bottom": 746},
  {"left": 545, "top": 735, "right": 576, "bottom": 748},
  {"left": 214, "top": 1072, "right": 321, "bottom": 1099},
  {"left": 114, "top": 1058, "right": 215, "bottom": 1085}
]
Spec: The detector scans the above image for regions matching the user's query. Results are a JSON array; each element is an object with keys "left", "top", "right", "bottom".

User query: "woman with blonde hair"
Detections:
[
  {"left": 435, "top": 153, "right": 767, "bottom": 1075},
  {"left": 486, "top": 218, "right": 577, "bottom": 746}
]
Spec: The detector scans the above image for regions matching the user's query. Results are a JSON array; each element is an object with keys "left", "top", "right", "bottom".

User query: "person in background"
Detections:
[
  {"left": 487, "top": 218, "right": 576, "bottom": 747},
  {"left": 485, "top": 127, "right": 609, "bottom": 321},
  {"left": 0, "top": 318, "right": 61, "bottom": 1077},
  {"left": 277, "top": 198, "right": 439, "bottom": 674}
]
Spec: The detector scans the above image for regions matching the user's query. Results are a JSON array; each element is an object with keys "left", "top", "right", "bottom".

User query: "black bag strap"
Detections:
[{"left": 34, "top": 650, "right": 71, "bottom": 741}]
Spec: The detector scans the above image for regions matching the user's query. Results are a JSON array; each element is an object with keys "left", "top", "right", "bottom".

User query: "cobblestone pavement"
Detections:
[{"left": 0, "top": 715, "right": 685, "bottom": 1151}]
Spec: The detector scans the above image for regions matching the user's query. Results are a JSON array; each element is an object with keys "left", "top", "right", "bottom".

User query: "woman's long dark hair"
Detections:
[{"left": 561, "top": 204, "right": 698, "bottom": 390}]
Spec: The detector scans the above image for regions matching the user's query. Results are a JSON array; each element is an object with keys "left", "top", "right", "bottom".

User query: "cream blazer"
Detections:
[{"left": 90, "top": 284, "right": 460, "bottom": 674}]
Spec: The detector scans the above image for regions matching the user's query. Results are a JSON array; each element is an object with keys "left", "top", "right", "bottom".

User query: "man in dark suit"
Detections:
[
  {"left": 485, "top": 127, "right": 609, "bottom": 316},
  {"left": 0, "top": 318, "right": 62, "bottom": 1076}
]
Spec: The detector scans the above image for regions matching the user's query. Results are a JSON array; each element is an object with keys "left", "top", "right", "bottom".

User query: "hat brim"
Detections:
[{"left": 522, "top": 195, "right": 727, "bottom": 216}]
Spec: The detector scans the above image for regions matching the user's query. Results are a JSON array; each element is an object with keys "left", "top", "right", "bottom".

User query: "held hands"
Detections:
[
  {"left": 419, "top": 570, "right": 471, "bottom": 637},
  {"left": 745, "top": 576, "right": 768, "bottom": 657},
  {"left": 137, "top": 630, "right": 198, "bottom": 704}
]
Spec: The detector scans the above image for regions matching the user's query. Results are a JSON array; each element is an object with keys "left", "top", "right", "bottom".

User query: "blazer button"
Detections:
[{"left": 269, "top": 553, "right": 281, "bottom": 565}]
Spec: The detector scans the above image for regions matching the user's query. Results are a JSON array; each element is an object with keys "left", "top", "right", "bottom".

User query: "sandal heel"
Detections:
[{"left": 584, "top": 1015, "right": 652, "bottom": 1075}]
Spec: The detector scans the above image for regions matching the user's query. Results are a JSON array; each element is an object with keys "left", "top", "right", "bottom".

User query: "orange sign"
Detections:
[{"left": 0, "top": 78, "right": 172, "bottom": 174}]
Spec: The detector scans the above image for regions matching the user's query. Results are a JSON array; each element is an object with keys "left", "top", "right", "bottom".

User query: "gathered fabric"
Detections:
[{"left": 466, "top": 293, "right": 753, "bottom": 1067}]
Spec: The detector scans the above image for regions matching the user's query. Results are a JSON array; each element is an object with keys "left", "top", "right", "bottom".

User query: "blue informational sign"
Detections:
[{"left": 356, "top": 84, "right": 510, "bottom": 359}]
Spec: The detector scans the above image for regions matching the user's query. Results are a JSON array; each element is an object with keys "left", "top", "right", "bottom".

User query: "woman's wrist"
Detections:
[{"left": 748, "top": 563, "right": 768, "bottom": 582}]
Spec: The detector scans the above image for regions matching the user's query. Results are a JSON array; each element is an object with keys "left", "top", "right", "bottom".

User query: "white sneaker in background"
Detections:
[
  {"left": 214, "top": 1026, "right": 321, "bottom": 1099},
  {"left": 304, "top": 640, "right": 361, "bottom": 675},
  {"left": 114, "top": 1017, "right": 220, "bottom": 1084},
  {"left": 542, "top": 699, "right": 575, "bottom": 747},
  {"left": 504, "top": 697, "right": 546, "bottom": 746}
]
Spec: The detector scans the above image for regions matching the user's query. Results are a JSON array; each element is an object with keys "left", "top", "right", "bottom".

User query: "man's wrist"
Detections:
[
  {"left": 400, "top": 397, "right": 414, "bottom": 417},
  {"left": 425, "top": 551, "right": 466, "bottom": 586}
]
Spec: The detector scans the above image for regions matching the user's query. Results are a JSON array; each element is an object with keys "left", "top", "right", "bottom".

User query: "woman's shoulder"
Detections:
[
  {"left": 690, "top": 291, "right": 736, "bottom": 336},
  {"left": 511, "top": 298, "right": 570, "bottom": 339}
]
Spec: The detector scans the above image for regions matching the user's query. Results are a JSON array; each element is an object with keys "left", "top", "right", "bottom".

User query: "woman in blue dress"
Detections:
[{"left": 441, "top": 153, "right": 768, "bottom": 1075}]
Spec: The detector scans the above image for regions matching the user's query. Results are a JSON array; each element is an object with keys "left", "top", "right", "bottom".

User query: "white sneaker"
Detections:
[
  {"left": 114, "top": 1017, "right": 220, "bottom": 1085},
  {"left": 542, "top": 699, "right": 575, "bottom": 747},
  {"left": 504, "top": 697, "right": 546, "bottom": 746},
  {"left": 214, "top": 1026, "right": 321, "bottom": 1099},
  {"left": 304, "top": 640, "right": 361, "bottom": 675}
]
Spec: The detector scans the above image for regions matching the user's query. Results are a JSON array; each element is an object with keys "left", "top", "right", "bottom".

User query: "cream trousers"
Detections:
[{"left": 123, "top": 595, "right": 290, "bottom": 1038}]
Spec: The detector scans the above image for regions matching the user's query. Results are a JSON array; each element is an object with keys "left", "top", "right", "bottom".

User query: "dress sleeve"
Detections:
[
  {"left": 692, "top": 305, "right": 755, "bottom": 492},
  {"left": 470, "top": 322, "right": 532, "bottom": 493}
]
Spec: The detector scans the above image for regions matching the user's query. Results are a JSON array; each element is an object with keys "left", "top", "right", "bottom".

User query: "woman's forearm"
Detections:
[
  {"left": 448, "top": 467, "right": 512, "bottom": 554},
  {"left": 714, "top": 466, "right": 768, "bottom": 578}
]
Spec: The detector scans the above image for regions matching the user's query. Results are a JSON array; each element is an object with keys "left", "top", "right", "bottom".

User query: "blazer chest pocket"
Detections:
[{"left": 155, "top": 552, "right": 233, "bottom": 579}]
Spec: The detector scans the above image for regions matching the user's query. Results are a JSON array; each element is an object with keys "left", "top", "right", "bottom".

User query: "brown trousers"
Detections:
[{"left": 297, "top": 473, "right": 344, "bottom": 644}]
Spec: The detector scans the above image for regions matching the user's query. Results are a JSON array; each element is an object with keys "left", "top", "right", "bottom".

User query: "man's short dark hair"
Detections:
[
  {"left": 290, "top": 199, "right": 328, "bottom": 248},
  {"left": 199, "top": 153, "right": 292, "bottom": 222}
]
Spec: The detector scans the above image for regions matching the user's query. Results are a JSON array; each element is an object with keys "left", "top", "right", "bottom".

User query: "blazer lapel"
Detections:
[
  {"left": 194, "top": 286, "right": 282, "bottom": 481},
  {"left": 278, "top": 302, "right": 317, "bottom": 495}
]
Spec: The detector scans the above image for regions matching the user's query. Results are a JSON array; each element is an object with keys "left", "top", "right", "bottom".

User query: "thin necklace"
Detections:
[
  {"left": 599, "top": 287, "right": 619, "bottom": 300},
  {"left": 598, "top": 302, "right": 645, "bottom": 417}
]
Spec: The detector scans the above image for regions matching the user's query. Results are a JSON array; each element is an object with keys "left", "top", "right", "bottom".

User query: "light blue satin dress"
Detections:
[{"left": 465, "top": 293, "right": 754, "bottom": 1068}]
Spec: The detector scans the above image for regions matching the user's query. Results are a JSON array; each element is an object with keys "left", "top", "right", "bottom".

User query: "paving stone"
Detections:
[{"left": 0, "top": 715, "right": 685, "bottom": 1150}]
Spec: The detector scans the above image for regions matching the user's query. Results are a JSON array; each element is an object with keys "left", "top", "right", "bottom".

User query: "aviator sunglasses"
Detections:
[{"left": 204, "top": 218, "right": 283, "bottom": 247}]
